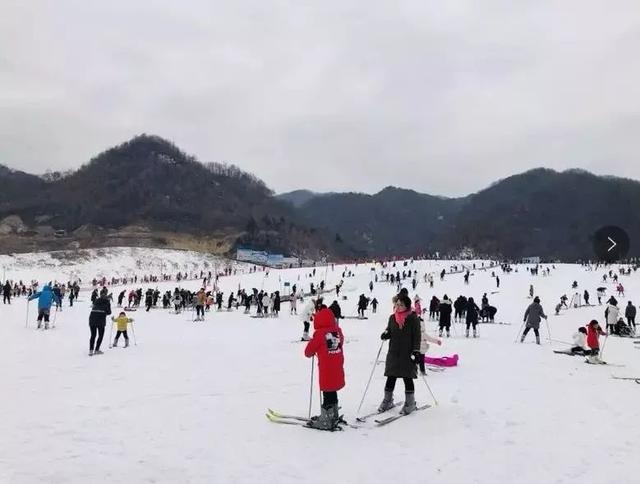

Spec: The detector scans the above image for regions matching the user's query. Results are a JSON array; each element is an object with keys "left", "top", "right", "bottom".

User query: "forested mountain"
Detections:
[{"left": 0, "top": 135, "right": 349, "bottom": 258}]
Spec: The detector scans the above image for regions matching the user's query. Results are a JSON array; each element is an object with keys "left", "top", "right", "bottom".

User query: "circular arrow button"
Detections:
[{"left": 593, "top": 226, "right": 630, "bottom": 263}]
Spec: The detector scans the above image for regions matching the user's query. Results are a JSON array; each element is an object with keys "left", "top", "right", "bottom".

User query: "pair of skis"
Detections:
[
  {"left": 356, "top": 402, "right": 431, "bottom": 426},
  {"left": 612, "top": 376, "right": 640, "bottom": 384},
  {"left": 265, "top": 409, "right": 349, "bottom": 430}
]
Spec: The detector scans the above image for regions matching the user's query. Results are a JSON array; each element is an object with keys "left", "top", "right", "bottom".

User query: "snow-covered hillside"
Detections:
[
  {"left": 0, "top": 247, "right": 247, "bottom": 284},
  {"left": 0, "top": 252, "right": 638, "bottom": 484}
]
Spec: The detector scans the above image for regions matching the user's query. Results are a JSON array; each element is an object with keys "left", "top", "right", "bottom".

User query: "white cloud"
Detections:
[{"left": 1, "top": 0, "right": 639, "bottom": 196}]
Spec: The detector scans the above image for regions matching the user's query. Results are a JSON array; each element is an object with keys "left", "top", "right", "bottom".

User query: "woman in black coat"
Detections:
[
  {"left": 465, "top": 297, "right": 480, "bottom": 338},
  {"left": 378, "top": 294, "right": 421, "bottom": 415}
]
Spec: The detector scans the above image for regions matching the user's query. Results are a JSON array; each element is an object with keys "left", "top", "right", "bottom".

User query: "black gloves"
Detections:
[{"left": 380, "top": 331, "right": 390, "bottom": 340}]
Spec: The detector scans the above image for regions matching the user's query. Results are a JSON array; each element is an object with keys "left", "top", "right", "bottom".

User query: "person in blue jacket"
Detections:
[{"left": 28, "top": 284, "right": 60, "bottom": 329}]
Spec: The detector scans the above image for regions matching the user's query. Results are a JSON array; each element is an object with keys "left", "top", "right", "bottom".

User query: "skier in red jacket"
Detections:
[
  {"left": 586, "top": 319, "right": 607, "bottom": 364},
  {"left": 304, "top": 307, "right": 345, "bottom": 430}
]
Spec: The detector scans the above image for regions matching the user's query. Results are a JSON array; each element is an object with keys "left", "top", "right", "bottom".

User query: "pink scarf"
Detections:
[{"left": 394, "top": 309, "right": 411, "bottom": 328}]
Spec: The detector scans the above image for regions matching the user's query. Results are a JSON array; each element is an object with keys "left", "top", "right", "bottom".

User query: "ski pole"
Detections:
[
  {"left": 356, "top": 341, "right": 385, "bottom": 416},
  {"left": 25, "top": 301, "right": 30, "bottom": 328},
  {"left": 514, "top": 321, "right": 526, "bottom": 343},
  {"left": 544, "top": 318, "right": 552, "bottom": 344},
  {"left": 52, "top": 306, "right": 59, "bottom": 329},
  {"left": 130, "top": 321, "right": 137, "bottom": 346},
  {"left": 108, "top": 319, "right": 114, "bottom": 348},
  {"left": 308, "top": 356, "right": 315, "bottom": 419},
  {"left": 600, "top": 334, "right": 609, "bottom": 360},
  {"left": 419, "top": 372, "right": 438, "bottom": 406}
]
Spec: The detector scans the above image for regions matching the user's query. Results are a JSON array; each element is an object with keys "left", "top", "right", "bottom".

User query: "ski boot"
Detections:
[
  {"left": 520, "top": 334, "right": 525, "bottom": 343},
  {"left": 301, "top": 332, "right": 311, "bottom": 342},
  {"left": 535, "top": 335, "right": 541, "bottom": 345},
  {"left": 446, "top": 331, "right": 451, "bottom": 338},
  {"left": 438, "top": 329, "right": 443, "bottom": 337},
  {"left": 378, "top": 390, "right": 395, "bottom": 413},
  {"left": 124, "top": 339, "right": 129, "bottom": 348},
  {"left": 94, "top": 350, "right": 104, "bottom": 355},
  {"left": 44, "top": 323, "right": 49, "bottom": 330},
  {"left": 400, "top": 392, "right": 417, "bottom": 415},
  {"left": 473, "top": 329, "right": 477, "bottom": 338},
  {"left": 465, "top": 329, "right": 469, "bottom": 338},
  {"left": 307, "top": 404, "right": 340, "bottom": 431},
  {"left": 113, "top": 339, "right": 118, "bottom": 348},
  {"left": 88, "top": 350, "right": 94, "bottom": 356},
  {"left": 37, "top": 322, "right": 42, "bottom": 329}
]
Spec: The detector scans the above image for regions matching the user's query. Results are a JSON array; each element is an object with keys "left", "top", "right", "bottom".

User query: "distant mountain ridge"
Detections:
[
  {"left": 286, "top": 168, "right": 640, "bottom": 260},
  {"left": 1, "top": 135, "right": 639, "bottom": 261}
]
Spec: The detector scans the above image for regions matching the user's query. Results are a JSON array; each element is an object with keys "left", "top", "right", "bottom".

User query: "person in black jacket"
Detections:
[
  {"left": 438, "top": 295, "right": 453, "bottom": 337},
  {"left": 3, "top": 281, "right": 11, "bottom": 304},
  {"left": 626, "top": 301, "right": 637, "bottom": 331},
  {"left": 329, "top": 300, "right": 343, "bottom": 323},
  {"left": 465, "top": 297, "right": 480, "bottom": 338},
  {"left": 89, "top": 294, "right": 112, "bottom": 356},
  {"left": 378, "top": 294, "right": 421, "bottom": 415}
]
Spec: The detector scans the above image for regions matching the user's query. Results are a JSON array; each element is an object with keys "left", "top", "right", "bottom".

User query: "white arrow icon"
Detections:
[{"left": 607, "top": 237, "right": 617, "bottom": 252}]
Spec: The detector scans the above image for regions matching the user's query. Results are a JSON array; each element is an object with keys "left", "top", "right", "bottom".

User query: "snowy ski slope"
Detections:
[{"left": 0, "top": 251, "right": 638, "bottom": 483}]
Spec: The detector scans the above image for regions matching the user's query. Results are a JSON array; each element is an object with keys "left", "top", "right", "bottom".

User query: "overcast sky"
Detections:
[{"left": 2, "top": 1, "right": 640, "bottom": 196}]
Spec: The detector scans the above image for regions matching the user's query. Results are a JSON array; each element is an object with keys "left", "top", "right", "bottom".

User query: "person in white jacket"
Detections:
[
  {"left": 418, "top": 319, "right": 442, "bottom": 375},
  {"left": 555, "top": 327, "right": 589, "bottom": 356},
  {"left": 301, "top": 298, "right": 317, "bottom": 341},
  {"left": 605, "top": 299, "right": 620, "bottom": 334}
]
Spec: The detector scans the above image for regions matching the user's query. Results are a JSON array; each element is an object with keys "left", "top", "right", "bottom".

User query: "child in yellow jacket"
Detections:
[{"left": 112, "top": 312, "right": 133, "bottom": 348}]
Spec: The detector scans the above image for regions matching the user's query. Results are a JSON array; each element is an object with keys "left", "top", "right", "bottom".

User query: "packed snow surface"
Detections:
[{"left": 0, "top": 251, "right": 638, "bottom": 483}]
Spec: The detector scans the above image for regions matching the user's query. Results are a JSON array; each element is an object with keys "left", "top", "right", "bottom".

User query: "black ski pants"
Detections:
[
  {"left": 385, "top": 376, "right": 415, "bottom": 393},
  {"left": 37, "top": 309, "right": 50, "bottom": 322},
  {"left": 90, "top": 322, "right": 106, "bottom": 351},
  {"left": 196, "top": 305, "right": 204, "bottom": 318},
  {"left": 114, "top": 330, "right": 129, "bottom": 341},
  {"left": 522, "top": 327, "right": 540, "bottom": 338},
  {"left": 628, "top": 316, "right": 636, "bottom": 328},
  {"left": 322, "top": 391, "right": 338, "bottom": 409},
  {"left": 3, "top": 295, "right": 10, "bottom": 304}
]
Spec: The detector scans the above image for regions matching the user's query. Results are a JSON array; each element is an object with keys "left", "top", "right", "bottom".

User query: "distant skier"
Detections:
[
  {"left": 328, "top": 300, "right": 343, "bottom": 323},
  {"left": 496, "top": 276, "right": 500, "bottom": 288},
  {"left": 520, "top": 297, "right": 547, "bottom": 345},
  {"left": 3, "top": 281, "right": 11, "bottom": 304},
  {"left": 529, "top": 285, "right": 534, "bottom": 299},
  {"left": 111, "top": 312, "right": 133, "bottom": 348},
  {"left": 585, "top": 320, "right": 607, "bottom": 364},
  {"left": 438, "top": 295, "right": 453, "bottom": 338},
  {"left": 357, "top": 294, "right": 369, "bottom": 318},
  {"left": 465, "top": 297, "right": 480, "bottom": 338},
  {"left": 301, "top": 298, "right": 316, "bottom": 341},
  {"left": 605, "top": 298, "right": 620, "bottom": 335},
  {"left": 28, "top": 284, "right": 60, "bottom": 330},
  {"left": 583, "top": 290, "right": 590, "bottom": 306},
  {"left": 195, "top": 288, "right": 206, "bottom": 321},
  {"left": 626, "top": 301, "right": 636, "bottom": 331},
  {"left": 413, "top": 295, "right": 422, "bottom": 320},
  {"left": 371, "top": 298, "right": 379, "bottom": 314},
  {"left": 429, "top": 296, "right": 440, "bottom": 320},
  {"left": 89, "top": 291, "right": 112, "bottom": 356}
]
